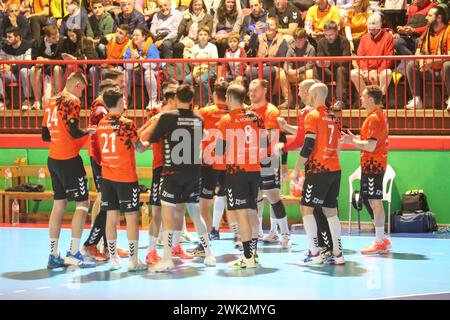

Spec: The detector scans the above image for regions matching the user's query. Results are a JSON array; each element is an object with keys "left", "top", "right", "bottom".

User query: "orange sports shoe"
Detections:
[
  {"left": 361, "top": 238, "right": 391, "bottom": 255},
  {"left": 146, "top": 249, "right": 161, "bottom": 265},
  {"left": 117, "top": 247, "right": 130, "bottom": 258},
  {"left": 85, "top": 245, "right": 108, "bottom": 261},
  {"left": 172, "top": 244, "right": 194, "bottom": 259}
]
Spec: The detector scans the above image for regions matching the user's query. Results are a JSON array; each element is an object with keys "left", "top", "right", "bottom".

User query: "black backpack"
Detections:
[{"left": 401, "top": 189, "right": 429, "bottom": 212}]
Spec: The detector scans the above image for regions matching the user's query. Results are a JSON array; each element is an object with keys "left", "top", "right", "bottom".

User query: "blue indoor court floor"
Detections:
[{"left": 1, "top": 227, "right": 450, "bottom": 300}]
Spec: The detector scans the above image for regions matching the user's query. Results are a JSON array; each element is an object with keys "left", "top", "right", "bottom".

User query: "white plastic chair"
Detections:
[{"left": 348, "top": 165, "right": 396, "bottom": 234}]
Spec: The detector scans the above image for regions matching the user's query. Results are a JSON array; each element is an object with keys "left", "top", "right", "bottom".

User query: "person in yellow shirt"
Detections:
[
  {"left": 344, "top": 0, "right": 372, "bottom": 53},
  {"left": 305, "top": 0, "right": 341, "bottom": 45}
]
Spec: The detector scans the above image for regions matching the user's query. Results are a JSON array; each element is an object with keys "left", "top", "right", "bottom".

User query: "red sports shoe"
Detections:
[
  {"left": 85, "top": 245, "right": 108, "bottom": 261},
  {"left": 172, "top": 244, "right": 194, "bottom": 259},
  {"left": 117, "top": 247, "right": 130, "bottom": 258},
  {"left": 361, "top": 239, "right": 391, "bottom": 255},
  {"left": 146, "top": 249, "right": 161, "bottom": 265}
]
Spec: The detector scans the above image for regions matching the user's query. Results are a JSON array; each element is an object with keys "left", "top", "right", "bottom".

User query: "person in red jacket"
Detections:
[{"left": 350, "top": 14, "right": 394, "bottom": 97}]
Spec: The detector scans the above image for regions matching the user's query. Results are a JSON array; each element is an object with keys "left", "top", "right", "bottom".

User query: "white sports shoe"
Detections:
[
  {"left": 447, "top": 97, "right": 450, "bottom": 111},
  {"left": 180, "top": 231, "right": 195, "bottom": 243},
  {"left": 228, "top": 255, "right": 256, "bottom": 269},
  {"left": 204, "top": 254, "right": 216, "bottom": 266},
  {"left": 258, "top": 230, "right": 264, "bottom": 241},
  {"left": 263, "top": 230, "right": 280, "bottom": 243},
  {"left": 128, "top": 259, "right": 147, "bottom": 272},
  {"left": 298, "top": 250, "right": 324, "bottom": 266},
  {"left": 406, "top": 96, "right": 423, "bottom": 110},
  {"left": 109, "top": 255, "right": 121, "bottom": 271},
  {"left": 280, "top": 234, "right": 292, "bottom": 249},
  {"left": 152, "top": 258, "right": 175, "bottom": 272}
]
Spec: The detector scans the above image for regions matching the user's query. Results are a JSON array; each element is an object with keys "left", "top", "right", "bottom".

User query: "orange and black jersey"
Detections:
[
  {"left": 304, "top": 105, "right": 341, "bottom": 173},
  {"left": 140, "top": 110, "right": 164, "bottom": 170},
  {"left": 88, "top": 98, "right": 109, "bottom": 165},
  {"left": 97, "top": 114, "right": 140, "bottom": 182},
  {"left": 360, "top": 108, "right": 388, "bottom": 174},
  {"left": 250, "top": 102, "right": 281, "bottom": 162},
  {"left": 42, "top": 91, "right": 88, "bottom": 160},
  {"left": 149, "top": 108, "right": 203, "bottom": 173},
  {"left": 217, "top": 108, "right": 265, "bottom": 173}
]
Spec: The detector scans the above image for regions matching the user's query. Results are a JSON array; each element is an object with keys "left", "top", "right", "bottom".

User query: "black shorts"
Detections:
[
  {"left": 301, "top": 171, "right": 341, "bottom": 208},
  {"left": 225, "top": 171, "right": 260, "bottom": 211},
  {"left": 361, "top": 172, "right": 384, "bottom": 200},
  {"left": 90, "top": 157, "right": 102, "bottom": 192},
  {"left": 100, "top": 179, "right": 140, "bottom": 213},
  {"left": 200, "top": 165, "right": 226, "bottom": 199},
  {"left": 159, "top": 169, "right": 201, "bottom": 205},
  {"left": 150, "top": 167, "right": 162, "bottom": 206},
  {"left": 260, "top": 168, "right": 281, "bottom": 191},
  {"left": 48, "top": 155, "right": 89, "bottom": 202}
]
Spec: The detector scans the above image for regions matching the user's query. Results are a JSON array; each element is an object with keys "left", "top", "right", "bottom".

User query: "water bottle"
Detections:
[
  {"left": 12, "top": 199, "right": 20, "bottom": 225},
  {"left": 141, "top": 203, "right": 149, "bottom": 228},
  {"left": 4, "top": 167, "right": 12, "bottom": 190},
  {"left": 38, "top": 167, "right": 46, "bottom": 189}
]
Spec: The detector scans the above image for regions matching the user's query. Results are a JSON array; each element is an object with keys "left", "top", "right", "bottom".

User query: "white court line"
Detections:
[
  {"left": 341, "top": 235, "right": 450, "bottom": 242},
  {"left": 35, "top": 286, "right": 50, "bottom": 290},
  {"left": 12, "top": 290, "right": 26, "bottom": 294},
  {"left": 368, "top": 291, "right": 450, "bottom": 300},
  {"left": 430, "top": 252, "right": 444, "bottom": 255}
]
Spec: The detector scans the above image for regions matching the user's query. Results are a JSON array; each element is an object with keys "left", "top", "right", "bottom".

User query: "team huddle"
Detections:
[{"left": 42, "top": 70, "right": 389, "bottom": 272}]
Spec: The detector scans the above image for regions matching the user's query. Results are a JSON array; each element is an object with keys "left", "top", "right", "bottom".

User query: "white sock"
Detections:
[
  {"left": 230, "top": 222, "right": 239, "bottom": 239},
  {"left": 148, "top": 236, "right": 157, "bottom": 253},
  {"left": 128, "top": 240, "right": 138, "bottom": 261},
  {"left": 375, "top": 227, "right": 385, "bottom": 243},
  {"left": 277, "top": 217, "right": 290, "bottom": 235},
  {"left": 257, "top": 199, "right": 264, "bottom": 233},
  {"left": 107, "top": 240, "right": 117, "bottom": 257},
  {"left": 212, "top": 196, "right": 225, "bottom": 230},
  {"left": 327, "top": 215, "right": 343, "bottom": 256},
  {"left": 270, "top": 218, "right": 278, "bottom": 234},
  {"left": 303, "top": 215, "right": 320, "bottom": 255},
  {"left": 199, "top": 234, "right": 212, "bottom": 256},
  {"left": 70, "top": 238, "right": 80, "bottom": 255},
  {"left": 50, "top": 238, "right": 59, "bottom": 257},
  {"left": 162, "top": 231, "right": 174, "bottom": 260}
]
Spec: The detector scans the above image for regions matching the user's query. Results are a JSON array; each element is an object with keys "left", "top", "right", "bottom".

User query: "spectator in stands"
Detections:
[
  {"left": 351, "top": 14, "right": 394, "bottom": 98},
  {"left": 268, "top": 0, "right": 303, "bottom": 38},
  {"left": 284, "top": 27, "right": 315, "bottom": 87},
  {"left": 315, "top": 20, "right": 351, "bottom": 110},
  {"left": 219, "top": 32, "right": 246, "bottom": 83},
  {"left": 245, "top": 16, "right": 289, "bottom": 107},
  {"left": 59, "top": 0, "right": 89, "bottom": 36},
  {"left": 393, "top": 0, "right": 436, "bottom": 79},
  {"left": 61, "top": 28, "right": 100, "bottom": 95},
  {"left": 305, "top": 0, "right": 341, "bottom": 46},
  {"left": 0, "top": 26, "right": 33, "bottom": 111},
  {"left": 27, "top": 0, "right": 50, "bottom": 41},
  {"left": 212, "top": 0, "right": 243, "bottom": 57},
  {"left": 175, "top": 0, "right": 214, "bottom": 59},
  {"left": 104, "top": 24, "right": 131, "bottom": 70},
  {"left": 123, "top": 27, "right": 160, "bottom": 109},
  {"left": 1, "top": 2, "right": 31, "bottom": 41},
  {"left": 30, "top": 24, "right": 65, "bottom": 110},
  {"left": 87, "top": 0, "right": 116, "bottom": 58},
  {"left": 405, "top": 6, "right": 450, "bottom": 110},
  {"left": 115, "top": 0, "right": 147, "bottom": 36},
  {"left": 381, "top": 0, "right": 407, "bottom": 31},
  {"left": 344, "top": 0, "right": 372, "bottom": 54},
  {"left": 184, "top": 26, "right": 218, "bottom": 107},
  {"left": 240, "top": 0, "right": 268, "bottom": 56},
  {"left": 150, "top": 0, "right": 182, "bottom": 59}
]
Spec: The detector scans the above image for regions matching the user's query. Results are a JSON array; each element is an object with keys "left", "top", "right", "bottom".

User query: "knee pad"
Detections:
[{"left": 270, "top": 200, "right": 286, "bottom": 219}]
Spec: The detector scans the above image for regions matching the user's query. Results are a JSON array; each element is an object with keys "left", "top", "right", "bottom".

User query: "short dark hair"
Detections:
[
  {"left": 5, "top": 26, "right": 21, "bottom": 38},
  {"left": 103, "top": 86, "right": 123, "bottom": 109},
  {"left": 99, "top": 79, "right": 119, "bottom": 95},
  {"left": 67, "top": 71, "right": 88, "bottom": 87},
  {"left": 365, "top": 85, "right": 383, "bottom": 105},
  {"left": 214, "top": 80, "right": 229, "bottom": 101},
  {"left": 176, "top": 84, "right": 195, "bottom": 103},
  {"left": 293, "top": 27, "right": 307, "bottom": 40},
  {"left": 102, "top": 68, "right": 124, "bottom": 81},
  {"left": 92, "top": 0, "right": 105, "bottom": 6},
  {"left": 227, "top": 83, "right": 247, "bottom": 103},
  {"left": 323, "top": 20, "right": 339, "bottom": 31},
  {"left": 117, "top": 24, "right": 129, "bottom": 34},
  {"left": 434, "top": 6, "right": 449, "bottom": 25},
  {"left": 198, "top": 26, "right": 211, "bottom": 36},
  {"left": 162, "top": 78, "right": 179, "bottom": 101}
]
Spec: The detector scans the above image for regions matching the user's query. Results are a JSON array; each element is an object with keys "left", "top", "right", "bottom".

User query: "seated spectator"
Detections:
[
  {"left": 175, "top": 0, "right": 214, "bottom": 59},
  {"left": 305, "top": 0, "right": 341, "bottom": 46},
  {"left": 30, "top": 24, "right": 65, "bottom": 110},
  {"left": 283, "top": 27, "right": 315, "bottom": 88},
  {"left": 27, "top": 0, "right": 50, "bottom": 41},
  {"left": 123, "top": 27, "right": 160, "bottom": 109},
  {"left": 267, "top": 0, "right": 303, "bottom": 38},
  {"left": 344, "top": 0, "right": 372, "bottom": 53},
  {"left": 104, "top": 23, "right": 131, "bottom": 70},
  {"left": 0, "top": 26, "right": 33, "bottom": 111},
  {"left": 184, "top": 26, "right": 218, "bottom": 107},
  {"left": 61, "top": 28, "right": 100, "bottom": 95},
  {"left": 240, "top": 0, "right": 268, "bottom": 56},
  {"left": 245, "top": 17, "right": 290, "bottom": 107},
  {"left": 59, "top": 0, "right": 89, "bottom": 36},
  {"left": 381, "top": 0, "right": 407, "bottom": 31},
  {"left": 1, "top": 2, "right": 31, "bottom": 40},
  {"left": 115, "top": 0, "right": 147, "bottom": 36},
  {"left": 218, "top": 32, "right": 246, "bottom": 83},
  {"left": 405, "top": 6, "right": 450, "bottom": 110},
  {"left": 315, "top": 20, "right": 351, "bottom": 110},
  {"left": 351, "top": 14, "right": 394, "bottom": 97},
  {"left": 149, "top": 0, "right": 182, "bottom": 59},
  {"left": 212, "top": 0, "right": 243, "bottom": 57},
  {"left": 87, "top": 0, "right": 116, "bottom": 58}
]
